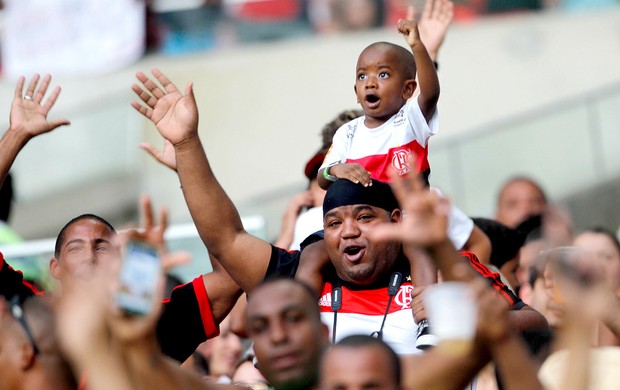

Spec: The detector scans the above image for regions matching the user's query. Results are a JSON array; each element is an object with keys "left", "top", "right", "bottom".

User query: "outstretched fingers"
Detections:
[
  {"left": 406, "top": 4, "right": 416, "bottom": 21},
  {"left": 136, "top": 71, "right": 166, "bottom": 99},
  {"left": 159, "top": 207, "right": 168, "bottom": 234},
  {"left": 437, "top": 0, "right": 454, "bottom": 23},
  {"left": 130, "top": 100, "right": 153, "bottom": 119},
  {"left": 422, "top": 0, "right": 434, "bottom": 21},
  {"left": 131, "top": 83, "right": 158, "bottom": 109},
  {"left": 151, "top": 68, "right": 179, "bottom": 95},
  {"left": 42, "top": 86, "right": 62, "bottom": 113},
  {"left": 34, "top": 74, "right": 52, "bottom": 104},
  {"left": 140, "top": 194, "right": 155, "bottom": 233},
  {"left": 14, "top": 76, "right": 25, "bottom": 99},
  {"left": 24, "top": 73, "right": 40, "bottom": 99}
]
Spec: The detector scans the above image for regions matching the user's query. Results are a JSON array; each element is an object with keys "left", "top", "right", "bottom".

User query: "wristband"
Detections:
[{"left": 323, "top": 162, "right": 338, "bottom": 182}]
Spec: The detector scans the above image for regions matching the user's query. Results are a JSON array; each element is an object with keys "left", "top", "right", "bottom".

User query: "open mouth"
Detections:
[
  {"left": 343, "top": 246, "right": 365, "bottom": 262},
  {"left": 365, "top": 94, "right": 380, "bottom": 109}
]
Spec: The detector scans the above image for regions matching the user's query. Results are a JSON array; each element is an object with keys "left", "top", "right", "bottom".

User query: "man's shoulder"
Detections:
[{"left": 265, "top": 245, "right": 301, "bottom": 279}]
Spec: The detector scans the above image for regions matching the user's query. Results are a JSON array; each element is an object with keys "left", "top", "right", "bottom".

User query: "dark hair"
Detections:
[
  {"left": 54, "top": 214, "right": 116, "bottom": 258},
  {"left": 331, "top": 335, "right": 401, "bottom": 383}
]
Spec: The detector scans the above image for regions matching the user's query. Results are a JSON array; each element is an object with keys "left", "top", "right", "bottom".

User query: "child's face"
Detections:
[{"left": 354, "top": 45, "right": 415, "bottom": 128}]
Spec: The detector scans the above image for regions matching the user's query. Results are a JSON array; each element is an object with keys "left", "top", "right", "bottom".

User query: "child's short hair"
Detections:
[{"left": 361, "top": 42, "right": 416, "bottom": 80}]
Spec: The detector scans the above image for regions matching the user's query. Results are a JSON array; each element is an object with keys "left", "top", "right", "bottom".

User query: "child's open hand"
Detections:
[{"left": 331, "top": 163, "right": 373, "bottom": 187}]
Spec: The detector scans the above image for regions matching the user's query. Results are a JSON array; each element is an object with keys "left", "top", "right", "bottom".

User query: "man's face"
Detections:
[
  {"left": 320, "top": 344, "right": 400, "bottom": 390},
  {"left": 573, "top": 232, "right": 620, "bottom": 290},
  {"left": 50, "top": 219, "right": 119, "bottom": 284},
  {"left": 323, "top": 204, "right": 401, "bottom": 285},
  {"left": 247, "top": 280, "right": 327, "bottom": 390},
  {"left": 495, "top": 179, "right": 546, "bottom": 228}
]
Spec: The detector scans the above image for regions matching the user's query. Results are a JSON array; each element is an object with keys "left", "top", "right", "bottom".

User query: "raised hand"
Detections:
[
  {"left": 131, "top": 69, "right": 198, "bottom": 146},
  {"left": 368, "top": 170, "right": 450, "bottom": 248},
  {"left": 415, "top": 0, "right": 454, "bottom": 60},
  {"left": 123, "top": 195, "right": 191, "bottom": 272},
  {"left": 397, "top": 17, "right": 423, "bottom": 49},
  {"left": 10, "top": 74, "right": 70, "bottom": 137},
  {"left": 140, "top": 138, "right": 177, "bottom": 171}
]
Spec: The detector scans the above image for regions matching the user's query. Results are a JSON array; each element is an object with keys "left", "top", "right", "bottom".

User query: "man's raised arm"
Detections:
[{"left": 131, "top": 69, "right": 272, "bottom": 292}]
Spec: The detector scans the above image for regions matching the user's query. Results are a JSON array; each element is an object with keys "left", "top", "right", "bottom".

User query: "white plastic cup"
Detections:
[{"left": 423, "top": 282, "right": 478, "bottom": 355}]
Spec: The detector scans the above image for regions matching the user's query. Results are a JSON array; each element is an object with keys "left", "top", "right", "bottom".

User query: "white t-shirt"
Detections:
[{"left": 320, "top": 98, "right": 438, "bottom": 182}]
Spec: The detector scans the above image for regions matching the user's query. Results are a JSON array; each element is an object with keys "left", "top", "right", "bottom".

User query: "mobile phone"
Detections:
[{"left": 116, "top": 239, "right": 160, "bottom": 316}]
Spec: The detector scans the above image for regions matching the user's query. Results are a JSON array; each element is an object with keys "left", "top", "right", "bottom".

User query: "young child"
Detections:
[
  {"left": 315, "top": 15, "right": 484, "bottom": 350},
  {"left": 317, "top": 18, "right": 439, "bottom": 190}
]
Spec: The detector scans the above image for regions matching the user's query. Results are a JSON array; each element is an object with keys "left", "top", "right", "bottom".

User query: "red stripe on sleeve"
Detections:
[
  {"left": 460, "top": 251, "right": 517, "bottom": 306},
  {"left": 192, "top": 276, "right": 220, "bottom": 339}
]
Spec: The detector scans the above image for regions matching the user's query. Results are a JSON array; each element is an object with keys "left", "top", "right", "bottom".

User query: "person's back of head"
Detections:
[{"left": 320, "top": 334, "right": 401, "bottom": 390}]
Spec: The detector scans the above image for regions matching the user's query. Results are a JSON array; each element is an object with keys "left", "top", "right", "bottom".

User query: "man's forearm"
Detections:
[
  {"left": 0, "top": 127, "right": 30, "bottom": 187},
  {"left": 491, "top": 334, "right": 544, "bottom": 390},
  {"left": 173, "top": 135, "right": 271, "bottom": 292},
  {"left": 426, "top": 239, "right": 476, "bottom": 282},
  {"left": 402, "top": 341, "right": 490, "bottom": 390}
]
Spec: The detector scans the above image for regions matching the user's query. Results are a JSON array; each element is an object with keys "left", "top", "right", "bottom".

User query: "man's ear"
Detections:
[
  {"left": 19, "top": 340, "right": 36, "bottom": 370},
  {"left": 49, "top": 257, "right": 61, "bottom": 280},
  {"left": 403, "top": 79, "right": 416, "bottom": 100},
  {"left": 390, "top": 209, "right": 402, "bottom": 223}
]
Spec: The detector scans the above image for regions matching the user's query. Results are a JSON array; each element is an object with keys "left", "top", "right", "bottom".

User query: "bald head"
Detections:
[
  {"left": 495, "top": 177, "right": 547, "bottom": 228},
  {"left": 360, "top": 42, "right": 416, "bottom": 80}
]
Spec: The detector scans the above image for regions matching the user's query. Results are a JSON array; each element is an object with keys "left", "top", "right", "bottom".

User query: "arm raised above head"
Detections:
[
  {"left": 131, "top": 70, "right": 272, "bottom": 293},
  {"left": 0, "top": 74, "right": 70, "bottom": 187},
  {"left": 397, "top": 18, "right": 440, "bottom": 123}
]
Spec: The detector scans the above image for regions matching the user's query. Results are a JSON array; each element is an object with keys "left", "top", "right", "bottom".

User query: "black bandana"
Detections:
[{"left": 323, "top": 179, "right": 399, "bottom": 217}]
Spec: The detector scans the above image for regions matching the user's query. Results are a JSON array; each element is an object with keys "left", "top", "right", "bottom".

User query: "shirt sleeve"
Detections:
[
  {"left": 429, "top": 188, "right": 473, "bottom": 250},
  {"left": 157, "top": 276, "right": 219, "bottom": 362},
  {"left": 320, "top": 123, "right": 352, "bottom": 171},
  {"left": 0, "top": 252, "right": 40, "bottom": 301},
  {"left": 264, "top": 245, "right": 301, "bottom": 280},
  {"left": 460, "top": 250, "right": 525, "bottom": 310},
  {"left": 405, "top": 97, "right": 439, "bottom": 146}
]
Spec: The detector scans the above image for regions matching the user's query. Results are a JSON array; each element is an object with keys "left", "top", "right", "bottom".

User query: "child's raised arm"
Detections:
[{"left": 398, "top": 18, "right": 440, "bottom": 124}]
